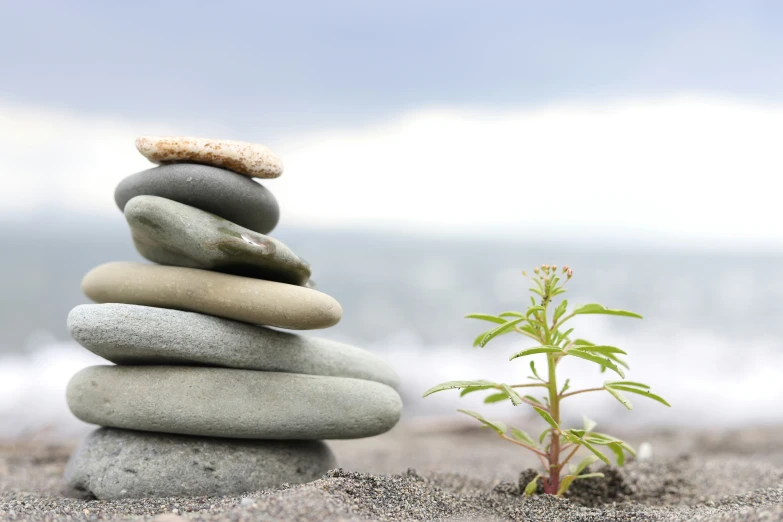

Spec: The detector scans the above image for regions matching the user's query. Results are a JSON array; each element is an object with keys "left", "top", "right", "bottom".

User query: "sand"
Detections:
[{"left": 3, "top": 420, "right": 783, "bottom": 521}]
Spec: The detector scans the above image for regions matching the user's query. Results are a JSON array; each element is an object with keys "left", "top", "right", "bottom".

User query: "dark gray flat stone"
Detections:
[
  {"left": 125, "top": 195, "right": 311, "bottom": 285},
  {"left": 68, "top": 304, "right": 399, "bottom": 388},
  {"left": 67, "top": 366, "right": 403, "bottom": 440},
  {"left": 65, "top": 428, "right": 335, "bottom": 499},
  {"left": 115, "top": 163, "right": 279, "bottom": 234}
]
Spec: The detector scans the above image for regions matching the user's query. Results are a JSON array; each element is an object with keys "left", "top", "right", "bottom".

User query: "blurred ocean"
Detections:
[{"left": 2, "top": 217, "right": 782, "bottom": 438}]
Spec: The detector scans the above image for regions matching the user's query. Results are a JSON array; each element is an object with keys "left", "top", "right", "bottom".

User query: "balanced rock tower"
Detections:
[{"left": 64, "top": 137, "right": 402, "bottom": 499}]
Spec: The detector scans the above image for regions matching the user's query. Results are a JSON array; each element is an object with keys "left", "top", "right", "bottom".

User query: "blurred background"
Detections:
[{"left": 1, "top": 1, "right": 782, "bottom": 439}]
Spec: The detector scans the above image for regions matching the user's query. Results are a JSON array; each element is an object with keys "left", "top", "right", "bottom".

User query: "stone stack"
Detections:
[{"left": 64, "top": 137, "right": 402, "bottom": 500}]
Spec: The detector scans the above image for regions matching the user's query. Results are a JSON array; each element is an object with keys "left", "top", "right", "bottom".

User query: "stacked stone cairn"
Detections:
[{"left": 64, "top": 136, "right": 402, "bottom": 500}]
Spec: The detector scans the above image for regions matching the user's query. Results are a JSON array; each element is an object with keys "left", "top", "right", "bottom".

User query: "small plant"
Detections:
[{"left": 423, "top": 265, "right": 670, "bottom": 496}]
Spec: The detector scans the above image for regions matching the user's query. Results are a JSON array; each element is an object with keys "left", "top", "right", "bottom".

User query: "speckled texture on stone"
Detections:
[
  {"left": 67, "top": 366, "right": 403, "bottom": 439},
  {"left": 81, "top": 262, "right": 341, "bottom": 330},
  {"left": 68, "top": 304, "right": 400, "bottom": 388},
  {"left": 65, "top": 428, "right": 335, "bottom": 500},
  {"left": 114, "top": 164, "right": 280, "bottom": 234},
  {"left": 136, "top": 136, "right": 283, "bottom": 178},
  {"left": 124, "top": 196, "right": 310, "bottom": 285}
]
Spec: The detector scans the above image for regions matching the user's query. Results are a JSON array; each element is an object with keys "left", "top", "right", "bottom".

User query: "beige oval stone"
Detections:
[
  {"left": 82, "top": 262, "right": 341, "bottom": 330},
  {"left": 135, "top": 136, "right": 283, "bottom": 178}
]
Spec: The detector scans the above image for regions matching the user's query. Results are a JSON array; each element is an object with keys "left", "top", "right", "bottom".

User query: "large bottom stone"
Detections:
[
  {"left": 67, "top": 366, "right": 403, "bottom": 439},
  {"left": 65, "top": 428, "right": 335, "bottom": 499}
]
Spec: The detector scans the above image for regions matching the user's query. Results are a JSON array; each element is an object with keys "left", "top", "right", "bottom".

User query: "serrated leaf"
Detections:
[
  {"left": 423, "top": 380, "right": 497, "bottom": 397},
  {"left": 533, "top": 407, "right": 559, "bottom": 430},
  {"left": 457, "top": 409, "right": 506, "bottom": 435},
  {"left": 530, "top": 361, "right": 542, "bottom": 381},
  {"left": 460, "top": 385, "right": 496, "bottom": 397},
  {"left": 509, "top": 346, "right": 563, "bottom": 361},
  {"left": 524, "top": 474, "right": 540, "bottom": 496},
  {"left": 510, "top": 427, "right": 537, "bottom": 446},
  {"left": 567, "top": 349, "right": 626, "bottom": 378},
  {"left": 608, "top": 442, "right": 625, "bottom": 466},
  {"left": 483, "top": 392, "right": 508, "bottom": 403},
  {"left": 480, "top": 318, "right": 525, "bottom": 347},
  {"left": 583, "top": 415, "right": 597, "bottom": 434},
  {"left": 499, "top": 384, "right": 523, "bottom": 406},
  {"left": 574, "top": 472, "right": 605, "bottom": 480},
  {"left": 572, "top": 303, "right": 643, "bottom": 319},
  {"left": 465, "top": 313, "right": 506, "bottom": 324},
  {"left": 609, "top": 386, "right": 671, "bottom": 407},
  {"left": 605, "top": 380, "right": 650, "bottom": 389},
  {"left": 579, "top": 438, "right": 610, "bottom": 465},
  {"left": 604, "top": 385, "right": 633, "bottom": 409},
  {"left": 577, "top": 345, "right": 627, "bottom": 355},
  {"left": 574, "top": 455, "right": 600, "bottom": 475},
  {"left": 556, "top": 475, "right": 576, "bottom": 496}
]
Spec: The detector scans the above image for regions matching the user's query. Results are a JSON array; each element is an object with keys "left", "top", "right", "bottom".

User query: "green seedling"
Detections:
[{"left": 423, "top": 265, "right": 670, "bottom": 496}]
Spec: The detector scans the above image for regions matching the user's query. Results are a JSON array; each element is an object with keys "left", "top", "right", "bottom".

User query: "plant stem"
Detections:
[{"left": 545, "top": 353, "right": 561, "bottom": 494}]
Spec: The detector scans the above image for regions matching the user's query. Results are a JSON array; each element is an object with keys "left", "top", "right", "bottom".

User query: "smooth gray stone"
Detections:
[
  {"left": 115, "top": 163, "right": 280, "bottom": 234},
  {"left": 68, "top": 304, "right": 399, "bottom": 389},
  {"left": 65, "top": 428, "right": 334, "bottom": 499},
  {"left": 125, "top": 195, "right": 311, "bottom": 285},
  {"left": 67, "top": 366, "right": 403, "bottom": 440}
]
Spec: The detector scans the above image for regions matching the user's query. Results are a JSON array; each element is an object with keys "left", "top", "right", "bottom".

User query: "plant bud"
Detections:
[
  {"left": 567, "top": 268, "right": 573, "bottom": 279},
  {"left": 534, "top": 268, "right": 540, "bottom": 274}
]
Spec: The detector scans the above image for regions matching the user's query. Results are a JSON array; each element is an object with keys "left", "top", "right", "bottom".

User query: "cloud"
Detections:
[{"left": 1, "top": 96, "right": 781, "bottom": 247}]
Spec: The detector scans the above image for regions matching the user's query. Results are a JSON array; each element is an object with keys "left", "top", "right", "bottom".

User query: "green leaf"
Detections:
[
  {"left": 556, "top": 475, "right": 576, "bottom": 496},
  {"left": 608, "top": 442, "right": 625, "bottom": 466},
  {"left": 524, "top": 395, "right": 543, "bottom": 405},
  {"left": 579, "top": 438, "right": 610, "bottom": 465},
  {"left": 609, "top": 386, "right": 671, "bottom": 407},
  {"left": 480, "top": 318, "right": 525, "bottom": 347},
  {"left": 539, "top": 428, "right": 551, "bottom": 444},
  {"left": 483, "top": 392, "right": 509, "bottom": 403},
  {"left": 604, "top": 352, "right": 630, "bottom": 369},
  {"left": 499, "top": 311, "right": 525, "bottom": 318},
  {"left": 530, "top": 361, "right": 542, "bottom": 381},
  {"left": 460, "top": 385, "right": 496, "bottom": 397},
  {"left": 573, "top": 338, "right": 594, "bottom": 346},
  {"left": 465, "top": 313, "right": 506, "bottom": 324},
  {"left": 510, "top": 346, "right": 563, "bottom": 361},
  {"left": 559, "top": 378, "right": 571, "bottom": 395},
  {"left": 472, "top": 326, "right": 515, "bottom": 347},
  {"left": 499, "top": 384, "right": 524, "bottom": 406},
  {"left": 574, "top": 455, "right": 600, "bottom": 475},
  {"left": 553, "top": 300, "right": 568, "bottom": 323},
  {"left": 574, "top": 472, "right": 605, "bottom": 480},
  {"left": 510, "top": 427, "right": 537, "bottom": 446},
  {"left": 583, "top": 415, "right": 597, "bottom": 434},
  {"left": 524, "top": 474, "right": 540, "bottom": 496},
  {"left": 457, "top": 409, "right": 506, "bottom": 435},
  {"left": 567, "top": 349, "right": 626, "bottom": 378},
  {"left": 572, "top": 303, "right": 643, "bottom": 319},
  {"left": 533, "top": 407, "right": 559, "bottom": 430},
  {"left": 577, "top": 345, "right": 627, "bottom": 355},
  {"left": 423, "top": 380, "right": 497, "bottom": 397},
  {"left": 605, "top": 380, "right": 650, "bottom": 389},
  {"left": 604, "top": 385, "right": 633, "bottom": 410}
]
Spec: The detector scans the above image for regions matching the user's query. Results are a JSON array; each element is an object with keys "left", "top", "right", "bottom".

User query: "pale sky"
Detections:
[{"left": 1, "top": 1, "right": 781, "bottom": 248}]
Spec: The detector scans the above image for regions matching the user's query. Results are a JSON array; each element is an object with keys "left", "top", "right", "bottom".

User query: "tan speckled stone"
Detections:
[
  {"left": 135, "top": 136, "right": 283, "bottom": 178},
  {"left": 81, "top": 262, "right": 341, "bottom": 330}
]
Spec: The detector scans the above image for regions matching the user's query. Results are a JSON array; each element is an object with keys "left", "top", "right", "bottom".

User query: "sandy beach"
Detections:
[{"left": 3, "top": 419, "right": 783, "bottom": 521}]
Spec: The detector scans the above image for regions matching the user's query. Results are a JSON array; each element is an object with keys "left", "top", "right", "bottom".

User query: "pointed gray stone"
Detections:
[
  {"left": 115, "top": 163, "right": 280, "bottom": 234},
  {"left": 125, "top": 195, "right": 310, "bottom": 285},
  {"left": 67, "top": 366, "right": 403, "bottom": 439},
  {"left": 68, "top": 304, "right": 399, "bottom": 388},
  {"left": 66, "top": 428, "right": 335, "bottom": 499}
]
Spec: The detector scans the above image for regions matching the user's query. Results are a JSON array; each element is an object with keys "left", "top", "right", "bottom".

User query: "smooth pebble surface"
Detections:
[
  {"left": 125, "top": 196, "right": 311, "bottom": 285},
  {"left": 67, "top": 366, "right": 403, "bottom": 439},
  {"left": 68, "top": 304, "right": 400, "bottom": 388},
  {"left": 115, "top": 164, "right": 280, "bottom": 234},
  {"left": 81, "top": 262, "right": 341, "bottom": 329},
  {"left": 136, "top": 136, "right": 283, "bottom": 178},
  {"left": 65, "top": 428, "right": 335, "bottom": 500}
]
